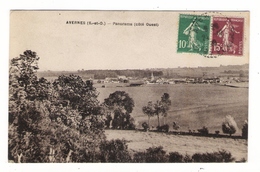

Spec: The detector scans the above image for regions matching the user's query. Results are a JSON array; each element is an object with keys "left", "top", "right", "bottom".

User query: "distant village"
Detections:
[
  {"left": 96, "top": 72, "right": 247, "bottom": 87},
  {"left": 38, "top": 64, "right": 249, "bottom": 87}
]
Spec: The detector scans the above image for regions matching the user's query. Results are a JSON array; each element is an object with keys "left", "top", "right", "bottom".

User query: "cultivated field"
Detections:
[
  {"left": 105, "top": 129, "right": 248, "bottom": 161},
  {"left": 97, "top": 84, "right": 248, "bottom": 135}
]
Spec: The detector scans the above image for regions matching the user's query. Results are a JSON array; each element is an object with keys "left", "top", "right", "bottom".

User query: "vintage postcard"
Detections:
[{"left": 8, "top": 11, "right": 249, "bottom": 163}]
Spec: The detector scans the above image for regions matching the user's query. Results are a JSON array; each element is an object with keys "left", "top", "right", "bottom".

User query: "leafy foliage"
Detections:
[
  {"left": 103, "top": 91, "right": 135, "bottom": 130},
  {"left": 168, "top": 152, "right": 184, "bottom": 162},
  {"left": 99, "top": 139, "right": 131, "bottom": 162},
  {"left": 132, "top": 151, "right": 147, "bottom": 162},
  {"left": 192, "top": 150, "right": 234, "bottom": 162},
  {"left": 157, "top": 124, "right": 170, "bottom": 132},
  {"left": 133, "top": 147, "right": 168, "bottom": 163},
  {"left": 142, "top": 93, "right": 171, "bottom": 129},
  {"left": 144, "top": 146, "right": 168, "bottom": 162},
  {"left": 142, "top": 122, "right": 149, "bottom": 131},
  {"left": 133, "top": 147, "right": 235, "bottom": 163},
  {"left": 142, "top": 101, "right": 154, "bottom": 129},
  {"left": 9, "top": 50, "right": 105, "bottom": 163},
  {"left": 160, "top": 93, "right": 171, "bottom": 125}
]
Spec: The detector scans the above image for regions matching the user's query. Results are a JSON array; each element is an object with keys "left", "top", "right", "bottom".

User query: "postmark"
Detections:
[
  {"left": 211, "top": 17, "right": 244, "bottom": 55},
  {"left": 177, "top": 14, "right": 211, "bottom": 54}
]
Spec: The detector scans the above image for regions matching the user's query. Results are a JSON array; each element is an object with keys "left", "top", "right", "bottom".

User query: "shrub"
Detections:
[
  {"left": 157, "top": 124, "right": 169, "bottom": 132},
  {"left": 242, "top": 120, "right": 248, "bottom": 139},
  {"left": 197, "top": 126, "right": 209, "bottom": 135},
  {"left": 183, "top": 154, "right": 192, "bottom": 162},
  {"left": 192, "top": 150, "right": 234, "bottom": 162},
  {"left": 218, "top": 150, "right": 235, "bottom": 162},
  {"left": 192, "top": 153, "right": 204, "bottom": 162},
  {"left": 142, "top": 122, "right": 149, "bottom": 131},
  {"left": 145, "top": 146, "right": 168, "bottom": 162},
  {"left": 132, "top": 152, "right": 147, "bottom": 163},
  {"left": 168, "top": 152, "right": 183, "bottom": 162},
  {"left": 99, "top": 139, "right": 132, "bottom": 162},
  {"left": 215, "top": 130, "right": 220, "bottom": 136}
]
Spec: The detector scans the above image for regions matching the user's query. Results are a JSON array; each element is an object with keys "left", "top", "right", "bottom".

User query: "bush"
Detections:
[
  {"left": 142, "top": 122, "right": 149, "bottom": 131},
  {"left": 183, "top": 154, "right": 192, "bottom": 162},
  {"left": 197, "top": 126, "right": 209, "bottom": 135},
  {"left": 99, "top": 139, "right": 132, "bottom": 162},
  {"left": 132, "top": 152, "right": 147, "bottom": 163},
  {"left": 133, "top": 148, "right": 235, "bottom": 163},
  {"left": 192, "top": 153, "right": 204, "bottom": 162},
  {"left": 168, "top": 152, "right": 183, "bottom": 162},
  {"left": 145, "top": 146, "right": 168, "bottom": 162},
  {"left": 218, "top": 150, "right": 235, "bottom": 162},
  {"left": 157, "top": 124, "right": 169, "bottom": 132},
  {"left": 192, "top": 150, "right": 234, "bottom": 162}
]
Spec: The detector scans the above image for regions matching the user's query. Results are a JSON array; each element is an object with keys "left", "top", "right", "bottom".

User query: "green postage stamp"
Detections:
[{"left": 177, "top": 14, "right": 210, "bottom": 54}]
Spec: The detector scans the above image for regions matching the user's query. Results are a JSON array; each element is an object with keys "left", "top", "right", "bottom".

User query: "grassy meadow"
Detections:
[{"left": 96, "top": 84, "right": 248, "bottom": 135}]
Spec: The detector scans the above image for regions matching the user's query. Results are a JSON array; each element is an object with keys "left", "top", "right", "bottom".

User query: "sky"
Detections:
[{"left": 9, "top": 11, "right": 249, "bottom": 71}]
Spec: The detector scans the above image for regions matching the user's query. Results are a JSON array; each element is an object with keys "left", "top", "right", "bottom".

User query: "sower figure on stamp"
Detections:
[
  {"left": 217, "top": 19, "right": 240, "bottom": 54},
  {"left": 183, "top": 17, "right": 205, "bottom": 52}
]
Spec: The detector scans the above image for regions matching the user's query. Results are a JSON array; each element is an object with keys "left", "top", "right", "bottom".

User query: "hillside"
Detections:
[
  {"left": 97, "top": 84, "right": 248, "bottom": 135},
  {"left": 105, "top": 129, "right": 247, "bottom": 161}
]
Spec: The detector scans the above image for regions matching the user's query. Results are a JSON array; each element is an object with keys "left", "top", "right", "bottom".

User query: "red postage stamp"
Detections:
[{"left": 211, "top": 17, "right": 244, "bottom": 56}]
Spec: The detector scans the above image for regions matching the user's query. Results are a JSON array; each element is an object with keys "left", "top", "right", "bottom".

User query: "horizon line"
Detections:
[{"left": 37, "top": 63, "right": 249, "bottom": 72}]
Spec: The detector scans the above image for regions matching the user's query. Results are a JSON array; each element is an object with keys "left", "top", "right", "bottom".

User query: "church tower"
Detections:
[{"left": 151, "top": 72, "right": 154, "bottom": 81}]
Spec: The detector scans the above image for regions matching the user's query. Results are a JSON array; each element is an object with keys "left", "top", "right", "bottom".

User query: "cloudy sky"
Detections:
[{"left": 9, "top": 11, "right": 249, "bottom": 71}]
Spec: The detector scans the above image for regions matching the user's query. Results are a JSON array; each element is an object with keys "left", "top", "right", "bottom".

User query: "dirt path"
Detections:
[{"left": 105, "top": 129, "right": 247, "bottom": 161}]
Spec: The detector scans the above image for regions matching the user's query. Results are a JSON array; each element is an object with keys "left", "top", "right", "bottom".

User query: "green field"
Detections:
[{"left": 96, "top": 84, "right": 248, "bottom": 135}]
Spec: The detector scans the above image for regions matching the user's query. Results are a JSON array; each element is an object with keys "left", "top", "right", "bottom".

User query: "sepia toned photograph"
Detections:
[{"left": 8, "top": 11, "right": 249, "bottom": 163}]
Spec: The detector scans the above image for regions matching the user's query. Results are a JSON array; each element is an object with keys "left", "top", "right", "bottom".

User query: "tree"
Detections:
[
  {"left": 10, "top": 50, "right": 39, "bottom": 91},
  {"left": 160, "top": 93, "right": 171, "bottom": 125},
  {"left": 144, "top": 93, "right": 171, "bottom": 128},
  {"left": 103, "top": 91, "right": 135, "bottom": 129},
  {"left": 9, "top": 50, "right": 52, "bottom": 162},
  {"left": 47, "top": 75, "right": 106, "bottom": 162},
  {"left": 222, "top": 115, "right": 238, "bottom": 136},
  {"left": 142, "top": 101, "right": 155, "bottom": 129},
  {"left": 154, "top": 100, "right": 162, "bottom": 127},
  {"left": 9, "top": 50, "right": 106, "bottom": 162}
]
